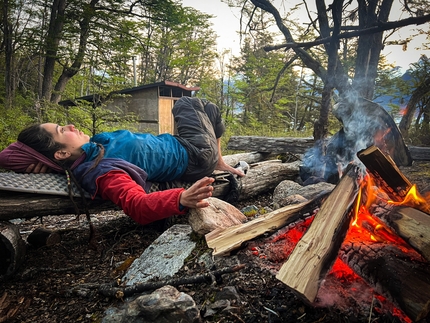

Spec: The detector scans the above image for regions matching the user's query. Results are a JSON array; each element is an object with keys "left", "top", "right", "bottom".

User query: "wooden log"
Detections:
[
  {"left": 227, "top": 136, "right": 316, "bottom": 154},
  {"left": 227, "top": 136, "right": 429, "bottom": 161},
  {"left": 0, "top": 222, "right": 26, "bottom": 280},
  {"left": 206, "top": 192, "right": 329, "bottom": 256},
  {"left": 358, "top": 145, "right": 412, "bottom": 201},
  {"left": 340, "top": 240, "right": 430, "bottom": 322},
  {"left": 275, "top": 164, "right": 360, "bottom": 303},
  {"left": 238, "top": 160, "right": 301, "bottom": 201},
  {"left": 0, "top": 160, "right": 300, "bottom": 220},
  {"left": 379, "top": 206, "right": 430, "bottom": 262},
  {"left": 222, "top": 151, "right": 273, "bottom": 166},
  {"left": 27, "top": 227, "right": 62, "bottom": 248}
]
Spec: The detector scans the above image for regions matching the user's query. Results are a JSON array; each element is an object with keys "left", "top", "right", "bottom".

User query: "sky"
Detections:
[{"left": 181, "top": 0, "right": 429, "bottom": 72}]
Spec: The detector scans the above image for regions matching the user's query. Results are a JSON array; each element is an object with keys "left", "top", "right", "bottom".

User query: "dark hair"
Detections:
[
  {"left": 18, "top": 124, "right": 65, "bottom": 161},
  {"left": 18, "top": 123, "right": 105, "bottom": 169}
]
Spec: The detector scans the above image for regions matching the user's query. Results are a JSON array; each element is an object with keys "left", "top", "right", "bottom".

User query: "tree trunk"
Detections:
[
  {"left": 41, "top": 0, "right": 67, "bottom": 101},
  {"left": 50, "top": 0, "right": 98, "bottom": 103},
  {"left": 398, "top": 75, "right": 430, "bottom": 140}
]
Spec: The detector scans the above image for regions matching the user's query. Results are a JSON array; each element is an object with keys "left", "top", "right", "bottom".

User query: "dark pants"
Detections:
[{"left": 172, "top": 96, "right": 225, "bottom": 182}]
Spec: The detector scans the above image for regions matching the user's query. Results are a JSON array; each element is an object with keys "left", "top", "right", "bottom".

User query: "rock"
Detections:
[
  {"left": 272, "top": 180, "right": 335, "bottom": 208},
  {"left": 102, "top": 285, "right": 201, "bottom": 323},
  {"left": 122, "top": 225, "right": 196, "bottom": 286},
  {"left": 188, "top": 197, "right": 247, "bottom": 235}
]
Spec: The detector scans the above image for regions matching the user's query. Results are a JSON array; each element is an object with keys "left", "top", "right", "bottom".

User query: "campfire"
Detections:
[{"left": 207, "top": 146, "right": 430, "bottom": 323}]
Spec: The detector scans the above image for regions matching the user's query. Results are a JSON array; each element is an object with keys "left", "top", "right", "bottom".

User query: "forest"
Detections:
[{"left": 0, "top": 0, "right": 429, "bottom": 152}]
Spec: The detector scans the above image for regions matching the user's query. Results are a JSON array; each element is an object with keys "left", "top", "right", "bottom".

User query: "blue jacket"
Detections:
[{"left": 81, "top": 130, "right": 188, "bottom": 182}]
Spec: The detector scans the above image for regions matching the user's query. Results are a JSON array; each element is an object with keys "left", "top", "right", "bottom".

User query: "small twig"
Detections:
[
  {"left": 99, "top": 264, "right": 246, "bottom": 299},
  {"left": 368, "top": 296, "right": 375, "bottom": 323}
]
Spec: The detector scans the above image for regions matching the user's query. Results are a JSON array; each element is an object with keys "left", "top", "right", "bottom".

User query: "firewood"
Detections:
[
  {"left": 27, "top": 228, "right": 61, "bottom": 248},
  {"left": 205, "top": 192, "right": 329, "bottom": 256},
  {"left": 0, "top": 222, "right": 26, "bottom": 280},
  {"left": 381, "top": 206, "right": 430, "bottom": 262},
  {"left": 340, "top": 240, "right": 430, "bottom": 322},
  {"left": 275, "top": 164, "right": 360, "bottom": 303},
  {"left": 358, "top": 145, "right": 412, "bottom": 201}
]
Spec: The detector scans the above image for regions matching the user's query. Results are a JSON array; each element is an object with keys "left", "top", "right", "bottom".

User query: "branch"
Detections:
[
  {"left": 264, "top": 14, "right": 430, "bottom": 51},
  {"left": 98, "top": 264, "right": 246, "bottom": 298}
]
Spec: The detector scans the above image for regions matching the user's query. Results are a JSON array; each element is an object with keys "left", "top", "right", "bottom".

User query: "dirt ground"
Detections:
[{"left": 1, "top": 161, "right": 430, "bottom": 323}]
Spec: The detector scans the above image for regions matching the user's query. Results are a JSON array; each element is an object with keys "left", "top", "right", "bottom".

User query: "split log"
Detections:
[
  {"left": 358, "top": 145, "right": 430, "bottom": 214},
  {"left": 0, "top": 222, "right": 26, "bottom": 280},
  {"left": 227, "top": 136, "right": 428, "bottom": 161},
  {"left": 206, "top": 191, "right": 329, "bottom": 256},
  {"left": 275, "top": 164, "right": 360, "bottom": 303},
  {"left": 27, "top": 228, "right": 61, "bottom": 248},
  {"left": 379, "top": 206, "right": 430, "bottom": 262},
  {"left": 340, "top": 240, "right": 430, "bottom": 322},
  {"left": 358, "top": 145, "right": 412, "bottom": 201},
  {"left": 0, "top": 160, "right": 300, "bottom": 220}
]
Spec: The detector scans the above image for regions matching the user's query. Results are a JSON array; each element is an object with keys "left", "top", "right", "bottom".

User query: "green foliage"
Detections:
[{"left": 0, "top": 106, "right": 33, "bottom": 151}]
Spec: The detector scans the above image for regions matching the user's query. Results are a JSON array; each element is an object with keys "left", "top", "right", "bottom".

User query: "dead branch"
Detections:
[{"left": 98, "top": 264, "right": 246, "bottom": 299}]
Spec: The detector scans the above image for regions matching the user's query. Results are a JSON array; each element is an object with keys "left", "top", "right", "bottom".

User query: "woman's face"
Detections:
[{"left": 41, "top": 123, "right": 90, "bottom": 161}]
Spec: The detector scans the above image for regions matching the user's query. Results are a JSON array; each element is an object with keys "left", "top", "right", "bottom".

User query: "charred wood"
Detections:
[
  {"left": 340, "top": 240, "right": 430, "bottom": 322},
  {"left": 358, "top": 145, "right": 412, "bottom": 201}
]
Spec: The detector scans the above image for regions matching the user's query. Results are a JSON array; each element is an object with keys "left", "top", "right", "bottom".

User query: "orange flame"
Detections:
[{"left": 388, "top": 184, "right": 430, "bottom": 214}]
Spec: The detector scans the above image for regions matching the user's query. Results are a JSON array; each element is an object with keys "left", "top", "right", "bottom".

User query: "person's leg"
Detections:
[{"left": 172, "top": 96, "right": 221, "bottom": 181}]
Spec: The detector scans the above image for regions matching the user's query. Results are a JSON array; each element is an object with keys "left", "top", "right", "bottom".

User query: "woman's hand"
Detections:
[
  {"left": 179, "top": 177, "right": 215, "bottom": 209},
  {"left": 25, "top": 162, "right": 51, "bottom": 174}
]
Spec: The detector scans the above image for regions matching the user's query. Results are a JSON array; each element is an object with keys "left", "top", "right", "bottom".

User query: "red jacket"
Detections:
[{"left": 96, "top": 170, "right": 187, "bottom": 225}]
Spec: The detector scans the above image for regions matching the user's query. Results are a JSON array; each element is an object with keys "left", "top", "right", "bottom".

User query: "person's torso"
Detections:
[{"left": 82, "top": 130, "right": 188, "bottom": 182}]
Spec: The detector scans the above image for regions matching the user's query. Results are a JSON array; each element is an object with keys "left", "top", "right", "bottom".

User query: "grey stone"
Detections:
[{"left": 122, "top": 225, "right": 196, "bottom": 286}]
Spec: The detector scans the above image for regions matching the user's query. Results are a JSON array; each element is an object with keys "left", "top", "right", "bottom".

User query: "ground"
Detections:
[{"left": 1, "top": 161, "right": 430, "bottom": 323}]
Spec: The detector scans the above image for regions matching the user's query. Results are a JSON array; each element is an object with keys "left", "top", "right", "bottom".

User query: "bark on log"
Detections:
[
  {"left": 0, "top": 160, "right": 300, "bottom": 220},
  {"left": 206, "top": 192, "right": 329, "bottom": 256},
  {"left": 381, "top": 206, "right": 430, "bottom": 262},
  {"left": 227, "top": 136, "right": 429, "bottom": 161},
  {"left": 0, "top": 222, "right": 26, "bottom": 280},
  {"left": 340, "top": 240, "right": 430, "bottom": 322},
  {"left": 358, "top": 145, "right": 412, "bottom": 201},
  {"left": 222, "top": 151, "right": 273, "bottom": 166},
  {"left": 227, "top": 136, "right": 317, "bottom": 154},
  {"left": 27, "top": 228, "right": 62, "bottom": 248},
  {"left": 238, "top": 160, "right": 301, "bottom": 201},
  {"left": 275, "top": 164, "right": 360, "bottom": 303}
]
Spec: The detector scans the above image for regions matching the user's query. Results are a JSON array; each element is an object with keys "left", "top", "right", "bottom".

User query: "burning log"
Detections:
[
  {"left": 275, "top": 164, "right": 360, "bottom": 303},
  {"left": 375, "top": 206, "right": 430, "bottom": 262},
  {"left": 340, "top": 240, "right": 430, "bottom": 322},
  {"left": 358, "top": 145, "right": 412, "bottom": 201},
  {"left": 205, "top": 192, "right": 329, "bottom": 256}
]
